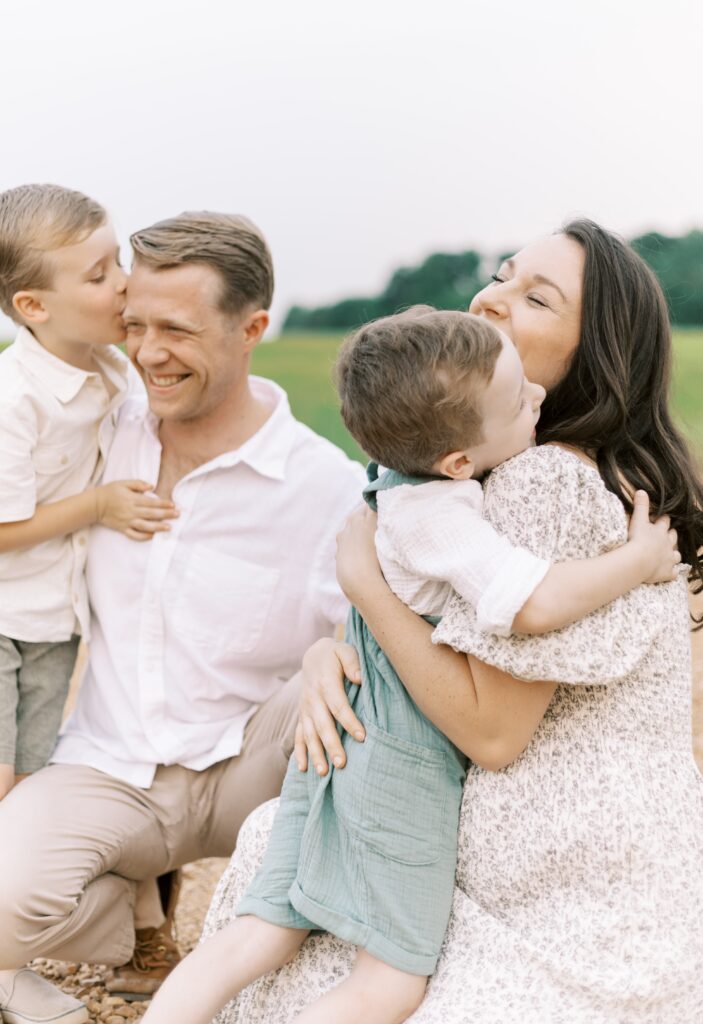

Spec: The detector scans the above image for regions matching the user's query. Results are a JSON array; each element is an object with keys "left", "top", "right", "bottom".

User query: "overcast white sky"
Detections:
[{"left": 1, "top": 0, "right": 702, "bottom": 333}]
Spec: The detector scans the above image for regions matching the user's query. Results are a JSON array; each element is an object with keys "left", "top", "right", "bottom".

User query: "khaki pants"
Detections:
[{"left": 0, "top": 674, "right": 300, "bottom": 969}]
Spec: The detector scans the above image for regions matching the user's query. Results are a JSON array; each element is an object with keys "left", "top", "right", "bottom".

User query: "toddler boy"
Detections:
[{"left": 0, "top": 184, "right": 176, "bottom": 801}]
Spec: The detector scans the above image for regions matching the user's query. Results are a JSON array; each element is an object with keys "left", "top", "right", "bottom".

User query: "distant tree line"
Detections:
[{"left": 283, "top": 230, "right": 703, "bottom": 331}]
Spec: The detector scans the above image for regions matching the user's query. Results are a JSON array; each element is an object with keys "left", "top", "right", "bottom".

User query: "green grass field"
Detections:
[
  {"left": 670, "top": 329, "right": 703, "bottom": 459},
  {"left": 251, "top": 332, "right": 365, "bottom": 462},
  {"left": 2, "top": 329, "right": 702, "bottom": 462},
  {"left": 252, "top": 329, "right": 703, "bottom": 464}
]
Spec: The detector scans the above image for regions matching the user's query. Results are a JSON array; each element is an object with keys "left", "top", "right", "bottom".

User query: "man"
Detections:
[{"left": 0, "top": 212, "right": 364, "bottom": 1024}]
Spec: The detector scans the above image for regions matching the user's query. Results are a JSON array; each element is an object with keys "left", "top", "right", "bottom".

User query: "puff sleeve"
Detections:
[{"left": 432, "top": 445, "right": 686, "bottom": 685}]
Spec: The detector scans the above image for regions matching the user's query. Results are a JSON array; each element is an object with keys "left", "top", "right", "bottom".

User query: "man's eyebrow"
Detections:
[
  {"left": 503, "top": 258, "right": 568, "bottom": 303},
  {"left": 156, "top": 317, "right": 201, "bottom": 332},
  {"left": 122, "top": 313, "right": 201, "bottom": 333}
]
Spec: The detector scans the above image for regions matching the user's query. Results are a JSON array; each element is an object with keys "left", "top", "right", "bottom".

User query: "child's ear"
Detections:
[
  {"left": 434, "top": 451, "right": 475, "bottom": 480},
  {"left": 12, "top": 290, "right": 49, "bottom": 325}
]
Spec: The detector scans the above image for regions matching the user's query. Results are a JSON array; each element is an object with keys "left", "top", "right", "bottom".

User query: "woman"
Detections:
[{"left": 203, "top": 221, "right": 703, "bottom": 1022}]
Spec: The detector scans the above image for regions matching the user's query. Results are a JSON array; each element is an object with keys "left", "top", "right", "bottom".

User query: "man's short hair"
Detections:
[
  {"left": 336, "top": 306, "right": 503, "bottom": 475},
  {"left": 130, "top": 212, "right": 274, "bottom": 315},
  {"left": 0, "top": 184, "right": 106, "bottom": 319}
]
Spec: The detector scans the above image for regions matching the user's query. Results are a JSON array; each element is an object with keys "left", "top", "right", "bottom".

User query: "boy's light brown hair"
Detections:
[
  {"left": 336, "top": 306, "right": 503, "bottom": 475},
  {"left": 0, "top": 184, "right": 106, "bottom": 320},
  {"left": 130, "top": 212, "right": 274, "bottom": 315}
]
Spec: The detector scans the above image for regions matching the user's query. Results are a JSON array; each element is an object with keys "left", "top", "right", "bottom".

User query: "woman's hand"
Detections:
[
  {"left": 295, "top": 638, "right": 364, "bottom": 775},
  {"left": 627, "top": 490, "right": 681, "bottom": 583},
  {"left": 335, "top": 504, "right": 384, "bottom": 606}
]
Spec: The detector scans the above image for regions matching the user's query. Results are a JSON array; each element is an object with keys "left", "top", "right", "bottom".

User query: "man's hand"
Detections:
[
  {"left": 295, "top": 638, "right": 364, "bottom": 775},
  {"left": 628, "top": 490, "right": 681, "bottom": 583},
  {"left": 95, "top": 480, "right": 179, "bottom": 540}
]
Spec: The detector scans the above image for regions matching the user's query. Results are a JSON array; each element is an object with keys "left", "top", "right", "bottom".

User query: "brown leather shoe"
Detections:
[{"left": 106, "top": 870, "right": 182, "bottom": 1002}]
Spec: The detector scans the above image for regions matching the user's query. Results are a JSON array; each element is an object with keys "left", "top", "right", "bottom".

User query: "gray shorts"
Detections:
[{"left": 0, "top": 634, "right": 80, "bottom": 774}]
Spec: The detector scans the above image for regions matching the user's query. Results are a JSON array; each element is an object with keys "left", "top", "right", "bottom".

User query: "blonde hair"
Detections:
[
  {"left": 130, "top": 212, "right": 274, "bottom": 313},
  {"left": 0, "top": 184, "right": 106, "bottom": 319},
  {"left": 336, "top": 306, "right": 503, "bottom": 475}
]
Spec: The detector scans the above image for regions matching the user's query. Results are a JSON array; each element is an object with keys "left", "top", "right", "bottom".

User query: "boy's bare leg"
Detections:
[
  {"left": 141, "top": 916, "right": 309, "bottom": 1024},
  {"left": 294, "top": 949, "right": 427, "bottom": 1024},
  {"left": 0, "top": 764, "right": 14, "bottom": 801}
]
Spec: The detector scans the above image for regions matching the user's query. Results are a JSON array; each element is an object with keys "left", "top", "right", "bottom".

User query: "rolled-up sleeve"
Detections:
[{"left": 382, "top": 482, "right": 550, "bottom": 637}]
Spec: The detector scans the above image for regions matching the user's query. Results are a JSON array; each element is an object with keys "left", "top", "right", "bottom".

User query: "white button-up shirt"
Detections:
[
  {"left": 54, "top": 377, "right": 365, "bottom": 787},
  {"left": 0, "top": 328, "right": 133, "bottom": 642}
]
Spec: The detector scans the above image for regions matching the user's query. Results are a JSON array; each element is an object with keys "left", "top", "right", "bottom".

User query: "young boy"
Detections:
[
  {"left": 0, "top": 184, "right": 178, "bottom": 802},
  {"left": 143, "top": 307, "right": 678, "bottom": 1024}
]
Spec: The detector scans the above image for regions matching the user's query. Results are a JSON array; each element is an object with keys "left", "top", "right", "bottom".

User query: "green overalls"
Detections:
[{"left": 237, "top": 465, "right": 468, "bottom": 975}]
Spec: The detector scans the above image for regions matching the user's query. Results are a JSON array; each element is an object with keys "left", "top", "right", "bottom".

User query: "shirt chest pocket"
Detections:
[{"left": 171, "top": 544, "right": 280, "bottom": 656}]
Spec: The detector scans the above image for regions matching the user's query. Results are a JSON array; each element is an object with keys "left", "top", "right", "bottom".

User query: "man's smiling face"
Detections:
[{"left": 124, "top": 261, "right": 252, "bottom": 422}]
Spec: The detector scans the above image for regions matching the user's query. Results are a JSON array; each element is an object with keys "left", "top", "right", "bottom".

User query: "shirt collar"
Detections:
[
  {"left": 13, "top": 326, "right": 130, "bottom": 403},
  {"left": 232, "top": 376, "right": 297, "bottom": 480},
  {"left": 142, "top": 375, "right": 297, "bottom": 481}
]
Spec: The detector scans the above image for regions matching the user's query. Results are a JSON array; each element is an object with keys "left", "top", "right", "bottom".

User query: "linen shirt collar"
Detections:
[
  {"left": 141, "top": 376, "right": 297, "bottom": 482},
  {"left": 13, "top": 326, "right": 129, "bottom": 403}
]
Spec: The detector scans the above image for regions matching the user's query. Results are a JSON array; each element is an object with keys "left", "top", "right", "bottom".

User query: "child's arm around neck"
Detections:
[{"left": 512, "top": 489, "right": 678, "bottom": 635}]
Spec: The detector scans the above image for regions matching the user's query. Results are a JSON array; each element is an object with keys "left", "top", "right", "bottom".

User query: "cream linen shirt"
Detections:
[
  {"left": 0, "top": 328, "right": 134, "bottom": 643},
  {"left": 375, "top": 477, "right": 550, "bottom": 636},
  {"left": 53, "top": 377, "right": 366, "bottom": 787}
]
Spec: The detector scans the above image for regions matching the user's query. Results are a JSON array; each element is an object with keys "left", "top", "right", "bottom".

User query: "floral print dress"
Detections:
[{"left": 203, "top": 445, "right": 703, "bottom": 1023}]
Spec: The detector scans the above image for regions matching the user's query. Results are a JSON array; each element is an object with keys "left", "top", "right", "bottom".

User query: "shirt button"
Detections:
[
  {"left": 78, "top": 537, "right": 87, "bottom": 546},
  {"left": 60, "top": 455, "right": 69, "bottom": 465}
]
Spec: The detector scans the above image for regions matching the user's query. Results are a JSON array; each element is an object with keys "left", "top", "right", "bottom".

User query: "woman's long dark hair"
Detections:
[{"left": 536, "top": 218, "right": 703, "bottom": 624}]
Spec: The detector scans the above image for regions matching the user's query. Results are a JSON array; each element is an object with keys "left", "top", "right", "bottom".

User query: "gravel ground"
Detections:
[{"left": 30, "top": 595, "right": 703, "bottom": 1020}]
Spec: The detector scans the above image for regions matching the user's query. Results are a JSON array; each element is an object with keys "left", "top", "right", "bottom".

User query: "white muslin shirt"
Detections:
[
  {"left": 53, "top": 377, "right": 366, "bottom": 787},
  {"left": 375, "top": 477, "right": 550, "bottom": 636},
  {"left": 0, "top": 327, "right": 134, "bottom": 642}
]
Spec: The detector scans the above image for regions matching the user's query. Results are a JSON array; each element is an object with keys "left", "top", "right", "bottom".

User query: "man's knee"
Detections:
[
  {"left": 0, "top": 840, "right": 50, "bottom": 967},
  {"left": 0, "top": 835, "right": 137, "bottom": 968},
  {"left": 0, "top": 763, "right": 148, "bottom": 967}
]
